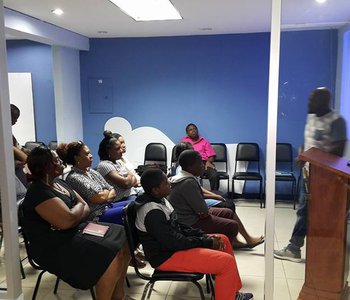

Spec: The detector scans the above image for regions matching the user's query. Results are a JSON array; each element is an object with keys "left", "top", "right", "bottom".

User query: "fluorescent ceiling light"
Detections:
[
  {"left": 315, "top": 0, "right": 327, "bottom": 3},
  {"left": 51, "top": 8, "right": 64, "bottom": 16},
  {"left": 109, "top": 0, "right": 182, "bottom": 21}
]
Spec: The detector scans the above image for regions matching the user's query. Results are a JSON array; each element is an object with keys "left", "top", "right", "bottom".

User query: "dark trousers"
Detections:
[
  {"left": 289, "top": 177, "right": 308, "bottom": 250},
  {"left": 203, "top": 166, "right": 220, "bottom": 191},
  {"left": 192, "top": 207, "right": 238, "bottom": 244}
]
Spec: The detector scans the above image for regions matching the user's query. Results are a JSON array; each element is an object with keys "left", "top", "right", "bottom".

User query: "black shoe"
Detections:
[{"left": 235, "top": 292, "right": 254, "bottom": 300}]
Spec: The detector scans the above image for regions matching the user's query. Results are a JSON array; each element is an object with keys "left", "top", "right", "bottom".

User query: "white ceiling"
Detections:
[{"left": 3, "top": 0, "right": 350, "bottom": 38}]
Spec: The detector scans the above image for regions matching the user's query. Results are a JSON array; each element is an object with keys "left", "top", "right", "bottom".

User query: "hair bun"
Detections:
[{"left": 103, "top": 130, "right": 113, "bottom": 138}]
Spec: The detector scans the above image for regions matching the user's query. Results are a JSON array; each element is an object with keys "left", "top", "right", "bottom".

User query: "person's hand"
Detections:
[
  {"left": 211, "top": 235, "right": 225, "bottom": 250},
  {"left": 205, "top": 161, "right": 215, "bottom": 170},
  {"left": 198, "top": 212, "right": 209, "bottom": 219},
  {"left": 295, "top": 157, "right": 305, "bottom": 169}
]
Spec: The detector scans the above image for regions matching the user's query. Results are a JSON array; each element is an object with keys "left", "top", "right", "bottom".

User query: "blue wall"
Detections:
[
  {"left": 5, "top": 30, "right": 338, "bottom": 170},
  {"left": 6, "top": 40, "right": 56, "bottom": 144},
  {"left": 80, "top": 30, "right": 337, "bottom": 169}
]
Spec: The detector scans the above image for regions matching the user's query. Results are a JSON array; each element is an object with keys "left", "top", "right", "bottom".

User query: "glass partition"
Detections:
[{"left": 274, "top": 1, "right": 350, "bottom": 299}]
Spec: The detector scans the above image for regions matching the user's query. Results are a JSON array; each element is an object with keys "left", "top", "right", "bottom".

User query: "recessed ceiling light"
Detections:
[
  {"left": 108, "top": 0, "right": 182, "bottom": 21},
  {"left": 51, "top": 8, "right": 64, "bottom": 16},
  {"left": 98, "top": 31, "right": 109, "bottom": 34},
  {"left": 200, "top": 28, "right": 213, "bottom": 31},
  {"left": 315, "top": 0, "right": 327, "bottom": 3}
]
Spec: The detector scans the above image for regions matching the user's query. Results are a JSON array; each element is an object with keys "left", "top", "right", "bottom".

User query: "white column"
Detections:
[
  {"left": 0, "top": 2, "right": 23, "bottom": 299},
  {"left": 52, "top": 46, "right": 84, "bottom": 143},
  {"left": 264, "top": 0, "right": 282, "bottom": 299}
]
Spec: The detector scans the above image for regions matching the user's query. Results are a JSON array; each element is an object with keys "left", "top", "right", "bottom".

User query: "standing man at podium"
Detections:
[{"left": 274, "top": 87, "right": 347, "bottom": 262}]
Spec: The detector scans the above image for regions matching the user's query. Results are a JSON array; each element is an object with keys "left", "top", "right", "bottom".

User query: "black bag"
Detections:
[{"left": 136, "top": 163, "right": 167, "bottom": 175}]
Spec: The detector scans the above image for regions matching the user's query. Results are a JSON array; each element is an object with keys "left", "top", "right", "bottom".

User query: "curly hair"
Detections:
[{"left": 56, "top": 141, "right": 85, "bottom": 166}]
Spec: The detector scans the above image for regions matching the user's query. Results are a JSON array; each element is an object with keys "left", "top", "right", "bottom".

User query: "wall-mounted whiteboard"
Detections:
[{"left": 8, "top": 73, "right": 36, "bottom": 146}]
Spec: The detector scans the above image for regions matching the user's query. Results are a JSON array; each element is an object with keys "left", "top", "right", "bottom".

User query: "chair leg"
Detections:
[
  {"left": 53, "top": 277, "right": 60, "bottom": 294},
  {"left": 292, "top": 181, "right": 296, "bottom": 210},
  {"left": 191, "top": 280, "right": 206, "bottom": 300},
  {"left": 126, "top": 275, "right": 131, "bottom": 288},
  {"left": 90, "top": 287, "right": 96, "bottom": 300},
  {"left": 20, "top": 258, "right": 26, "bottom": 279},
  {"left": 206, "top": 274, "right": 215, "bottom": 297},
  {"left": 141, "top": 281, "right": 153, "bottom": 300},
  {"left": 32, "top": 270, "right": 46, "bottom": 300},
  {"left": 259, "top": 180, "right": 263, "bottom": 208},
  {"left": 227, "top": 179, "right": 230, "bottom": 197},
  {"left": 146, "top": 281, "right": 155, "bottom": 299},
  {"left": 232, "top": 179, "right": 235, "bottom": 199},
  {"left": 205, "top": 274, "right": 210, "bottom": 294}
]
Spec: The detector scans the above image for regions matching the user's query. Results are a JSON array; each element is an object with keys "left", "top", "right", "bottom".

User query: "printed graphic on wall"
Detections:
[{"left": 104, "top": 117, "right": 244, "bottom": 194}]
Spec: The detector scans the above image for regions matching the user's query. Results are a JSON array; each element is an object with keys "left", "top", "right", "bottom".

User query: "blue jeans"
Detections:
[
  {"left": 99, "top": 195, "right": 137, "bottom": 225},
  {"left": 288, "top": 176, "right": 308, "bottom": 250}
]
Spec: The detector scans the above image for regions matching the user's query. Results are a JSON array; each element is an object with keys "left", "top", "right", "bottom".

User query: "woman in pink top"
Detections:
[{"left": 181, "top": 123, "right": 219, "bottom": 191}]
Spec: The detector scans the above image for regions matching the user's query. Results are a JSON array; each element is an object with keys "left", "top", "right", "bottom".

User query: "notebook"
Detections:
[{"left": 82, "top": 222, "right": 109, "bottom": 237}]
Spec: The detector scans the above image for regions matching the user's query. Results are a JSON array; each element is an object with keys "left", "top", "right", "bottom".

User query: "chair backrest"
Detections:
[
  {"left": 48, "top": 141, "right": 58, "bottom": 150},
  {"left": 234, "top": 143, "right": 260, "bottom": 173},
  {"left": 123, "top": 202, "right": 151, "bottom": 280},
  {"left": 211, "top": 143, "right": 228, "bottom": 172},
  {"left": 144, "top": 143, "right": 167, "bottom": 168},
  {"left": 235, "top": 143, "right": 260, "bottom": 162},
  {"left": 276, "top": 143, "right": 293, "bottom": 172},
  {"left": 211, "top": 143, "right": 227, "bottom": 163},
  {"left": 24, "top": 141, "right": 46, "bottom": 152},
  {"left": 171, "top": 145, "right": 177, "bottom": 164},
  {"left": 17, "top": 201, "right": 43, "bottom": 271},
  {"left": 276, "top": 143, "right": 293, "bottom": 162}
]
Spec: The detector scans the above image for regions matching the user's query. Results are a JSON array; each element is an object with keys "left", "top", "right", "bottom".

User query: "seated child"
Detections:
[
  {"left": 135, "top": 168, "right": 253, "bottom": 300},
  {"left": 172, "top": 143, "right": 264, "bottom": 249},
  {"left": 169, "top": 150, "right": 264, "bottom": 249}
]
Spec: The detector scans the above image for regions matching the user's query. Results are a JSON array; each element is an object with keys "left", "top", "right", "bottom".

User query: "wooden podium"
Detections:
[{"left": 298, "top": 148, "right": 350, "bottom": 300}]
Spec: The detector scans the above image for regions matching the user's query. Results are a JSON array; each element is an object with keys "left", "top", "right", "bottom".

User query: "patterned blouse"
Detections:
[
  {"left": 97, "top": 160, "right": 137, "bottom": 201},
  {"left": 66, "top": 167, "right": 112, "bottom": 219}
]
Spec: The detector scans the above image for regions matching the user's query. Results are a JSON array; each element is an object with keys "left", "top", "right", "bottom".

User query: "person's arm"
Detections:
[
  {"left": 35, "top": 197, "right": 88, "bottom": 230},
  {"left": 74, "top": 191, "right": 90, "bottom": 219},
  {"left": 329, "top": 117, "right": 347, "bottom": 156},
  {"left": 105, "top": 170, "right": 138, "bottom": 189},
  {"left": 144, "top": 210, "right": 213, "bottom": 251},
  {"left": 90, "top": 189, "right": 116, "bottom": 204},
  {"left": 201, "top": 187, "right": 225, "bottom": 201},
  {"left": 205, "top": 156, "right": 216, "bottom": 169},
  {"left": 180, "top": 179, "right": 209, "bottom": 217},
  {"left": 67, "top": 174, "right": 116, "bottom": 204},
  {"left": 203, "top": 140, "right": 216, "bottom": 169},
  {"left": 13, "top": 146, "right": 27, "bottom": 166}
]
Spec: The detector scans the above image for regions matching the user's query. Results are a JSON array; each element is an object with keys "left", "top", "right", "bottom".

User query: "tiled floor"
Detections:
[{"left": 0, "top": 200, "right": 331, "bottom": 300}]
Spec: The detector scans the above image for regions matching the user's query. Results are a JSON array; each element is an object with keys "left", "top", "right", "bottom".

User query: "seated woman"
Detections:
[
  {"left": 172, "top": 143, "right": 264, "bottom": 249},
  {"left": 22, "top": 147, "right": 131, "bottom": 300},
  {"left": 135, "top": 168, "right": 253, "bottom": 300},
  {"left": 104, "top": 131, "right": 140, "bottom": 182},
  {"left": 56, "top": 141, "right": 131, "bottom": 225},
  {"left": 97, "top": 131, "right": 140, "bottom": 200}
]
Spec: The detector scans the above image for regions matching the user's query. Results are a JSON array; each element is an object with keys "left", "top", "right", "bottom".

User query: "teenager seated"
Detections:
[
  {"left": 135, "top": 168, "right": 253, "bottom": 300},
  {"left": 97, "top": 131, "right": 140, "bottom": 201},
  {"left": 169, "top": 150, "right": 264, "bottom": 249},
  {"left": 22, "top": 147, "right": 131, "bottom": 300},
  {"left": 56, "top": 141, "right": 132, "bottom": 225},
  {"left": 173, "top": 142, "right": 264, "bottom": 248}
]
